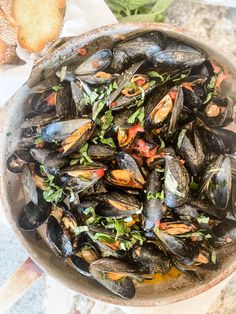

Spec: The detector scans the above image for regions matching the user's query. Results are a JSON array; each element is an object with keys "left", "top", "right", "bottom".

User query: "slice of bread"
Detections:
[
  {"left": 0, "top": 38, "right": 16, "bottom": 64},
  {"left": 13, "top": 0, "right": 65, "bottom": 52},
  {"left": 0, "top": 0, "right": 17, "bottom": 64}
]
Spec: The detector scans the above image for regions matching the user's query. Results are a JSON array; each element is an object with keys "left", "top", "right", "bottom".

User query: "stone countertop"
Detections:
[{"left": 0, "top": 1, "right": 236, "bottom": 313}]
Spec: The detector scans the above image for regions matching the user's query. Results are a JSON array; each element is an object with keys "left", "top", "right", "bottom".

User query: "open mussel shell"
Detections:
[
  {"left": 95, "top": 192, "right": 141, "bottom": 218},
  {"left": 30, "top": 90, "right": 57, "bottom": 114},
  {"left": 107, "top": 61, "right": 144, "bottom": 108},
  {"left": 212, "top": 223, "right": 236, "bottom": 245},
  {"left": 156, "top": 230, "right": 193, "bottom": 260},
  {"left": 41, "top": 118, "right": 92, "bottom": 142},
  {"left": 70, "top": 242, "right": 100, "bottom": 277},
  {"left": 62, "top": 164, "right": 106, "bottom": 193},
  {"left": 116, "top": 152, "right": 145, "bottom": 183},
  {"left": 132, "top": 243, "right": 171, "bottom": 274},
  {"left": 46, "top": 215, "right": 73, "bottom": 256},
  {"left": 164, "top": 153, "right": 190, "bottom": 208},
  {"left": 70, "top": 80, "right": 92, "bottom": 117},
  {"left": 89, "top": 258, "right": 136, "bottom": 299},
  {"left": 7, "top": 149, "right": 33, "bottom": 173},
  {"left": 18, "top": 200, "right": 52, "bottom": 231},
  {"left": 159, "top": 220, "right": 197, "bottom": 235},
  {"left": 197, "top": 97, "right": 233, "bottom": 127},
  {"left": 75, "top": 49, "right": 112, "bottom": 76},
  {"left": 109, "top": 76, "right": 159, "bottom": 111},
  {"left": 30, "top": 148, "right": 67, "bottom": 171},
  {"left": 173, "top": 204, "right": 199, "bottom": 220},
  {"left": 77, "top": 72, "right": 116, "bottom": 86},
  {"left": 144, "top": 86, "right": 183, "bottom": 139},
  {"left": 198, "top": 155, "right": 231, "bottom": 210}
]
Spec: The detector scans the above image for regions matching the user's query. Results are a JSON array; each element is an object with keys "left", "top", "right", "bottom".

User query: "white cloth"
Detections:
[{"left": 0, "top": 0, "right": 117, "bottom": 107}]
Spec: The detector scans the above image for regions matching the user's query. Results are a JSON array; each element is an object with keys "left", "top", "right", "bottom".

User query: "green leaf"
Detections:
[
  {"left": 70, "top": 158, "right": 79, "bottom": 166},
  {"left": 100, "top": 137, "right": 116, "bottom": 148},
  {"left": 113, "top": 81, "right": 118, "bottom": 89},
  {"left": 130, "top": 232, "right": 145, "bottom": 245},
  {"left": 114, "top": 219, "right": 130, "bottom": 240},
  {"left": 155, "top": 167, "right": 165, "bottom": 173},
  {"left": 43, "top": 187, "right": 63, "bottom": 203},
  {"left": 147, "top": 71, "right": 165, "bottom": 81},
  {"left": 128, "top": 106, "right": 144, "bottom": 124},
  {"left": 52, "top": 85, "right": 62, "bottom": 92},
  {"left": 34, "top": 137, "right": 44, "bottom": 145},
  {"left": 158, "top": 135, "right": 165, "bottom": 151},
  {"left": 92, "top": 102, "right": 105, "bottom": 121},
  {"left": 149, "top": 0, "right": 173, "bottom": 14},
  {"left": 211, "top": 249, "right": 217, "bottom": 264},
  {"left": 119, "top": 13, "right": 157, "bottom": 22},
  {"left": 190, "top": 176, "right": 199, "bottom": 190},
  {"left": 147, "top": 190, "right": 164, "bottom": 201},
  {"left": 60, "top": 66, "right": 67, "bottom": 82},
  {"left": 101, "top": 110, "right": 114, "bottom": 131},
  {"left": 126, "top": 0, "right": 152, "bottom": 11},
  {"left": 197, "top": 214, "right": 209, "bottom": 224},
  {"left": 90, "top": 91, "right": 99, "bottom": 103},
  {"left": 79, "top": 143, "right": 93, "bottom": 165},
  {"left": 74, "top": 226, "right": 89, "bottom": 236},
  {"left": 94, "top": 233, "right": 115, "bottom": 243}
]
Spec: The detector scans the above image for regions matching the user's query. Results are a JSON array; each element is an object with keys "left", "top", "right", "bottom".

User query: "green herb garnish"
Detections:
[
  {"left": 79, "top": 143, "right": 93, "bottom": 165},
  {"left": 147, "top": 190, "right": 164, "bottom": 201}
]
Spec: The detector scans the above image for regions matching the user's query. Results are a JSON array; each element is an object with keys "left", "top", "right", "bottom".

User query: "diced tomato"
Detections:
[
  {"left": 47, "top": 92, "right": 57, "bottom": 105},
  {"left": 77, "top": 47, "right": 87, "bottom": 56},
  {"left": 95, "top": 168, "right": 105, "bottom": 177},
  {"left": 131, "top": 139, "right": 157, "bottom": 158},
  {"left": 128, "top": 122, "right": 144, "bottom": 138},
  {"left": 111, "top": 101, "right": 118, "bottom": 108},
  {"left": 168, "top": 89, "right": 178, "bottom": 100},
  {"left": 181, "top": 82, "right": 194, "bottom": 92},
  {"left": 212, "top": 62, "right": 221, "bottom": 74},
  {"left": 159, "top": 222, "right": 167, "bottom": 229},
  {"left": 136, "top": 78, "right": 145, "bottom": 86},
  {"left": 216, "top": 71, "right": 230, "bottom": 90}
]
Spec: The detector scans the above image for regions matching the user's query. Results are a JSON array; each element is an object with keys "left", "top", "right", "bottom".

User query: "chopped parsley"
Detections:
[{"left": 147, "top": 190, "right": 164, "bottom": 201}]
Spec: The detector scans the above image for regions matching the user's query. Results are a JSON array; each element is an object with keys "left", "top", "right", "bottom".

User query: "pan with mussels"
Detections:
[{"left": 6, "top": 28, "right": 236, "bottom": 300}]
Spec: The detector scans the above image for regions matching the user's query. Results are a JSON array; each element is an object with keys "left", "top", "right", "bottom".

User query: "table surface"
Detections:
[{"left": 0, "top": 1, "right": 236, "bottom": 313}]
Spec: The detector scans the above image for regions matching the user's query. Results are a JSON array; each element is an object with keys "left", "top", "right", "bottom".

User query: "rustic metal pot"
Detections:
[{"left": 0, "top": 23, "right": 236, "bottom": 307}]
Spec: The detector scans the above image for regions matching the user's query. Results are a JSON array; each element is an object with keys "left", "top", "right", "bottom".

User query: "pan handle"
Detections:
[{"left": 0, "top": 258, "right": 43, "bottom": 312}]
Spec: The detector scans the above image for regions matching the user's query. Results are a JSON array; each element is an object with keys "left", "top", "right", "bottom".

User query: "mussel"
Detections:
[
  {"left": 143, "top": 169, "right": 163, "bottom": 231},
  {"left": 198, "top": 155, "right": 231, "bottom": 210},
  {"left": 95, "top": 192, "right": 142, "bottom": 217},
  {"left": 164, "top": 152, "right": 190, "bottom": 208},
  {"left": 89, "top": 258, "right": 136, "bottom": 299}
]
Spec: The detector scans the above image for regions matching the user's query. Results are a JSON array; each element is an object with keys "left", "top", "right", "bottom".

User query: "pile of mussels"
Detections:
[{"left": 7, "top": 31, "right": 236, "bottom": 299}]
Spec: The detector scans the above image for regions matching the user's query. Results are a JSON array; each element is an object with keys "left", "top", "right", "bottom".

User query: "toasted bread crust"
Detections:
[
  {"left": 0, "top": 0, "right": 17, "bottom": 64},
  {"left": 0, "top": 39, "right": 16, "bottom": 64},
  {"left": 13, "top": 0, "right": 65, "bottom": 52}
]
